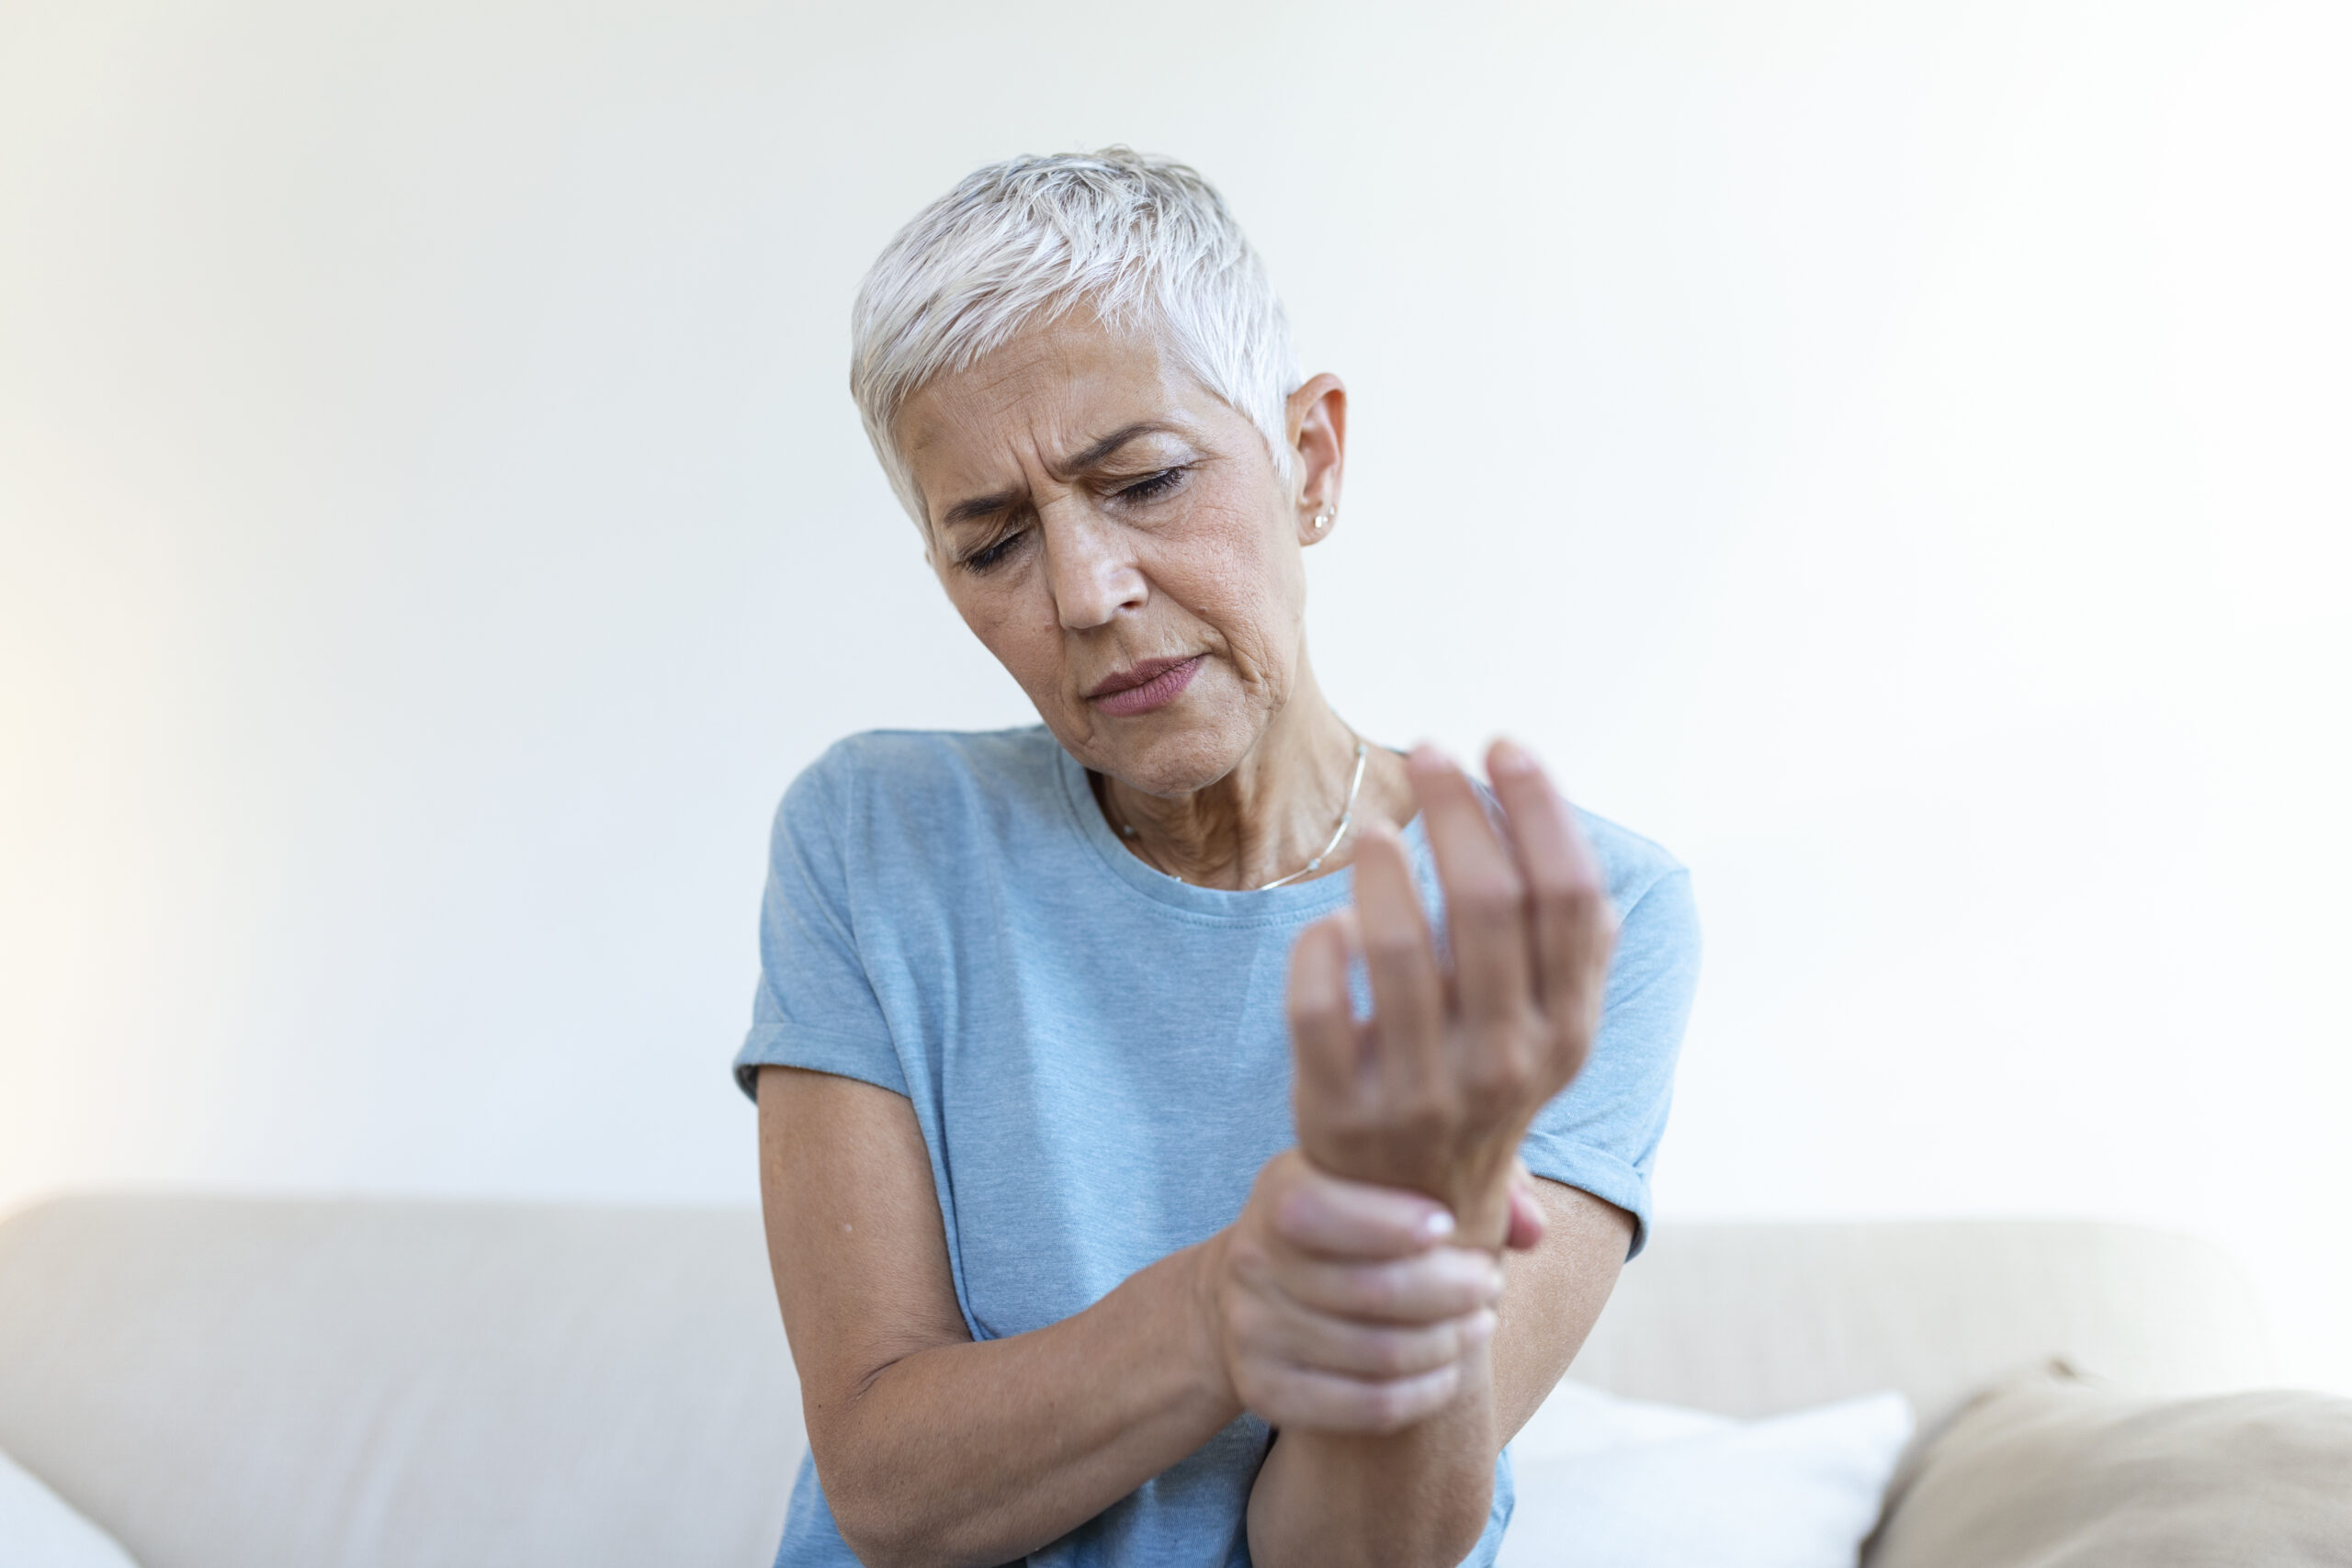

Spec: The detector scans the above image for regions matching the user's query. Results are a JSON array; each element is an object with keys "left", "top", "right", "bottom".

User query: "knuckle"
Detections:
[
  {"left": 1369, "top": 1372, "right": 1444, "bottom": 1434},
  {"left": 1451, "top": 879, "right": 1524, "bottom": 926},
  {"left": 1363, "top": 1329, "right": 1420, "bottom": 1377},
  {"left": 1530, "top": 879, "right": 1584, "bottom": 926},
  {"left": 1464, "top": 1031, "right": 1535, "bottom": 1090},
  {"left": 1286, "top": 1003, "right": 1335, "bottom": 1039},
  {"left": 1232, "top": 1365, "right": 1280, "bottom": 1416},
  {"left": 1226, "top": 1287, "right": 1274, "bottom": 1337},
  {"left": 1363, "top": 928, "right": 1426, "bottom": 967},
  {"left": 1227, "top": 1238, "right": 1277, "bottom": 1289},
  {"left": 1361, "top": 1382, "right": 1409, "bottom": 1431},
  {"left": 1357, "top": 1262, "right": 1408, "bottom": 1317},
  {"left": 1538, "top": 877, "right": 1600, "bottom": 923},
  {"left": 1287, "top": 1002, "right": 1344, "bottom": 1043},
  {"left": 1442, "top": 1253, "right": 1501, "bottom": 1308},
  {"left": 1271, "top": 1183, "right": 1320, "bottom": 1238}
]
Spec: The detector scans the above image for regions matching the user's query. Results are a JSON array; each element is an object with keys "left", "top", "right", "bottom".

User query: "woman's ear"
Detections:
[{"left": 1285, "top": 373, "right": 1348, "bottom": 545}]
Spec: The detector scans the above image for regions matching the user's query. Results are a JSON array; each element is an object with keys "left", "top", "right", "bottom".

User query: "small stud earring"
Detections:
[{"left": 1313, "top": 507, "right": 1334, "bottom": 531}]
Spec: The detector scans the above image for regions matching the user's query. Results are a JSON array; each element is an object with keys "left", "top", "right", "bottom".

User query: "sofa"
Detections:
[{"left": 0, "top": 1195, "right": 2292, "bottom": 1566}]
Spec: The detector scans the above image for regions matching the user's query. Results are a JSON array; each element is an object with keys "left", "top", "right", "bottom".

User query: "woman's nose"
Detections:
[{"left": 1043, "top": 512, "right": 1147, "bottom": 631}]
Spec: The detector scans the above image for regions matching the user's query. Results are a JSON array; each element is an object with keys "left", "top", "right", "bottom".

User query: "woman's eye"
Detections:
[
  {"left": 1116, "top": 467, "right": 1187, "bottom": 504},
  {"left": 963, "top": 530, "right": 1026, "bottom": 573}
]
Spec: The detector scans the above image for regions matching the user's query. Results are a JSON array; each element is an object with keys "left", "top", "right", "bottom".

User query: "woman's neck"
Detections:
[{"left": 1094, "top": 669, "right": 1413, "bottom": 891}]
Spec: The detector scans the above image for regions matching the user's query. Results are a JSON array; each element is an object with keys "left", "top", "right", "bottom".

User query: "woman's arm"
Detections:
[
  {"left": 1247, "top": 1180, "right": 1629, "bottom": 1568},
  {"left": 760, "top": 1065, "right": 1227, "bottom": 1568},
  {"left": 1248, "top": 741, "right": 1628, "bottom": 1568},
  {"left": 758, "top": 1066, "right": 1502, "bottom": 1568}
]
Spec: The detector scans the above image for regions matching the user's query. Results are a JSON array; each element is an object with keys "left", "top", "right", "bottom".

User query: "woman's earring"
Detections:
[{"left": 1312, "top": 506, "right": 1334, "bottom": 533}]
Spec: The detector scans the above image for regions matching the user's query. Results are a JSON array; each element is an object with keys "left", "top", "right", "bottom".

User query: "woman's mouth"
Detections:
[{"left": 1086, "top": 655, "right": 1204, "bottom": 717}]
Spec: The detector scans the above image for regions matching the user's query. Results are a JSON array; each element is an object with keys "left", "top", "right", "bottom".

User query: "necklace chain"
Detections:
[{"left": 1110, "top": 734, "right": 1371, "bottom": 891}]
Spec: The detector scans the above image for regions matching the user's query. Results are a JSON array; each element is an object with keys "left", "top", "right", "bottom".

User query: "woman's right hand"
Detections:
[
  {"left": 1286, "top": 741, "right": 1616, "bottom": 1247},
  {"left": 1197, "top": 1149, "right": 1507, "bottom": 1436}
]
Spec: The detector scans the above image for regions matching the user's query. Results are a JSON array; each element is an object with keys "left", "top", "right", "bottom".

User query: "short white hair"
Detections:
[{"left": 850, "top": 148, "right": 1301, "bottom": 526}]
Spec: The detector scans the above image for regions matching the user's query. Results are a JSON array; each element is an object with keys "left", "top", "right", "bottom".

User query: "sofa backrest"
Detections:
[
  {"left": 0, "top": 1196, "right": 801, "bottom": 1568},
  {"left": 1570, "top": 1219, "right": 2274, "bottom": 1424},
  {"left": 0, "top": 1196, "right": 2273, "bottom": 1568}
]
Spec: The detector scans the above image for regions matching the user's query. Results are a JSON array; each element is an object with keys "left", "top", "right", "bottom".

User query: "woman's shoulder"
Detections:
[
  {"left": 804, "top": 723, "right": 1057, "bottom": 776},
  {"left": 1568, "top": 805, "right": 1692, "bottom": 924},
  {"left": 779, "top": 725, "right": 1066, "bottom": 843}
]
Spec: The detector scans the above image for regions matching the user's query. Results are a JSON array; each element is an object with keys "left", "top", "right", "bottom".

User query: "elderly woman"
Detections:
[{"left": 735, "top": 149, "right": 1699, "bottom": 1568}]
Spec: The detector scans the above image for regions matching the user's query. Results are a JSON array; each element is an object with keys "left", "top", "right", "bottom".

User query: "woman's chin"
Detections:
[{"left": 1071, "top": 710, "right": 1259, "bottom": 797}]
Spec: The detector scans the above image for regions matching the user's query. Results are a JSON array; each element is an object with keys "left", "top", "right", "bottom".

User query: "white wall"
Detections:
[{"left": 4, "top": 0, "right": 2346, "bottom": 1389}]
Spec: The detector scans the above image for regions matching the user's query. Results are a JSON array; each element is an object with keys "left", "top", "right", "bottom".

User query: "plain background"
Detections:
[{"left": 4, "top": 0, "right": 2346, "bottom": 1391}]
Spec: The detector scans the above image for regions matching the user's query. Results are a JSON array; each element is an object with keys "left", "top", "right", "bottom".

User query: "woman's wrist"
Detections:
[{"left": 1451, "top": 1179, "right": 1517, "bottom": 1253}]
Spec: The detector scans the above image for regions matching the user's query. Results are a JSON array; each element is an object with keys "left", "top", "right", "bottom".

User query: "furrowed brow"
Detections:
[
  {"left": 1057, "top": 422, "right": 1179, "bottom": 476},
  {"left": 940, "top": 489, "right": 1022, "bottom": 528},
  {"left": 936, "top": 423, "right": 1185, "bottom": 527}
]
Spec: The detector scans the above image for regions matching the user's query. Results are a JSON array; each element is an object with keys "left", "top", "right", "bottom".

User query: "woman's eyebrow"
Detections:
[
  {"left": 1055, "top": 422, "right": 1181, "bottom": 476},
  {"left": 938, "top": 423, "right": 1184, "bottom": 527},
  {"left": 941, "top": 489, "right": 1022, "bottom": 528}
]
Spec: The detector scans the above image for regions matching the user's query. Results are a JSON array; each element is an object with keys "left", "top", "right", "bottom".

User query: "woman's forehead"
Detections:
[{"left": 898, "top": 313, "right": 1220, "bottom": 486}]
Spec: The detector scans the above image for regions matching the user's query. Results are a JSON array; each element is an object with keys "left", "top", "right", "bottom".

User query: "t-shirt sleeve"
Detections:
[
  {"left": 1517, "top": 863, "right": 1700, "bottom": 1258},
  {"left": 731, "top": 752, "right": 910, "bottom": 1101}
]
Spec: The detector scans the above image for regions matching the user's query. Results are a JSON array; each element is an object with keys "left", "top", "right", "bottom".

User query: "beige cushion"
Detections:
[{"left": 1867, "top": 1366, "right": 2352, "bottom": 1567}]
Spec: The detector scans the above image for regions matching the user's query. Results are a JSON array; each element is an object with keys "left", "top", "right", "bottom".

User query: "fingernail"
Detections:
[
  {"left": 1465, "top": 1309, "right": 1498, "bottom": 1345},
  {"left": 1419, "top": 1210, "right": 1456, "bottom": 1241},
  {"left": 1490, "top": 738, "right": 1538, "bottom": 776}
]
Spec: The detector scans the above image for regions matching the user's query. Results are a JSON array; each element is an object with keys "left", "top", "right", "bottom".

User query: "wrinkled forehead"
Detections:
[{"left": 895, "top": 311, "right": 1222, "bottom": 504}]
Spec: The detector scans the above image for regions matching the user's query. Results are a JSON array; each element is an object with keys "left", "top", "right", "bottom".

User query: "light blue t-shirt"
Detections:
[{"left": 734, "top": 727, "right": 1700, "bottom": 1568}]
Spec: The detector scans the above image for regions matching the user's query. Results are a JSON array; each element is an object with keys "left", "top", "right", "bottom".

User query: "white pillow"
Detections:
[
  {"left": 1497, "top": 1382, "right": 1915, "bottom": 1568},
  {"left": 0, "top": 1450, "right": 141, "bottom": 1568}
]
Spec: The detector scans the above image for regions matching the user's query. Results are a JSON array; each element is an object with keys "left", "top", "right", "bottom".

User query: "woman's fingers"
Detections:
[
  {"left": 1285, "top": 911, "right": 1362, "bottom": 1112},
  {"left": 1241, "top": 1293, "right": 1498, "bottom": 1381},
  {"left": 1351, "top": 823, "right": 1447, "bottom": 1105},
  {"left": 1239, "top": 1359, "right": 1466, "bottom": 1436},
  {"left": 1408, "top": 745, "right": 1535, "bottom": 1040},
  {"left": 1484, "top": 739, "right": 1616, "bottom": 1063},
  {"left": 1272, "top": 1245, "right": 1504, "bottom": 1323},
  {"left": 1216, "top": 1153, "right": 1497, "bottom": 1438},
  {"left": 1269, "top": 1158, "right": 1457, "bottom": 1260}
]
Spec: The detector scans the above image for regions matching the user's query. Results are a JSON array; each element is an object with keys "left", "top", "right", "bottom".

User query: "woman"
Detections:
[{"left": 736, "top": 149, "right": 1699, "bottom": 1568}]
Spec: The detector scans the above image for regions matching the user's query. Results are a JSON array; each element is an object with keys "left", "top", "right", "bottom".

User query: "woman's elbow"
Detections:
[
  {"left": 809, "top": 1436, "right": 990, "bottom": 1568},
  {"left": 803, "top": 1432, "right": 918, "bottom": 1568}
]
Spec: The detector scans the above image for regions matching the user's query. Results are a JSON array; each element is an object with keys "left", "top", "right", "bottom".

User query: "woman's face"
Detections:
[{"left": 896, "top": 311, "right": 1334, "bottom": 796}]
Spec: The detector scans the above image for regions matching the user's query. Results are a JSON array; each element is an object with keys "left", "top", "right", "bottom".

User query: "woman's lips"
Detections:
[{"left": 1088, "top": 655, "right": 1204, "bottom": 717}]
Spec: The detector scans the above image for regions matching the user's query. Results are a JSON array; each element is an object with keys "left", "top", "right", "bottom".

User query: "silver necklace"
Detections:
[{"left": 1111, "top": 736, "right": 1370, "bottom": 891}]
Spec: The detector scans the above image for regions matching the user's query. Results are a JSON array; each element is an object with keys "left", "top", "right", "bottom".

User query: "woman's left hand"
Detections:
[{"left": 1287, "top": 740, "right": 1616, "bottom": 1247}]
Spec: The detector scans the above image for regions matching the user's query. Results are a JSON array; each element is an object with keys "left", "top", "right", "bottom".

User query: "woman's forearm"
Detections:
[
  {"left": 814, "top": 1242, "right": 1239, "bottom": 1568},
  {"left": 1242, "top": 1184, "right": 1634, "bottom": 1568},
  {"left": 1244, "top": 1349, "right": 1500, "bottom": 1568}
]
